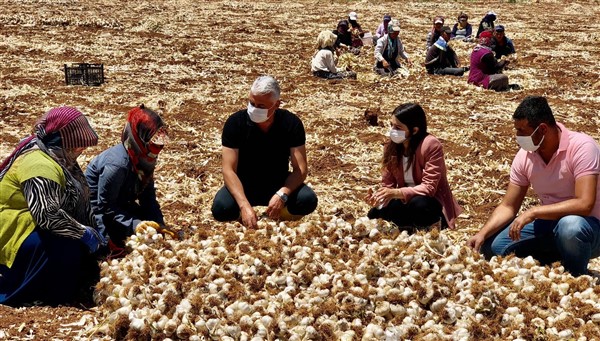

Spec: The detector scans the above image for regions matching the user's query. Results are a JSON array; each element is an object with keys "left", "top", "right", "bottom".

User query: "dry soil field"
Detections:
[{"left": 2, "top": 0, "right": 600, "bottom": 340}]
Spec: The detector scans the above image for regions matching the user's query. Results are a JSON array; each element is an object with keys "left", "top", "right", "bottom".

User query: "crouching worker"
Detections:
[
  {"left": 425, "top": 26, "right": 467, "bottom": 76},
  {"left": 374, "top": 21, "right": 411, "bottom": 76},
  {"left": 311, "top": 30, "right": 357, "bottom": 80},
  {"left": 212, "top": 76, "right": 318, "bottom": 228},
  {"left": 0, "top": 107, "right": 105, "bottom": 306},
  {"left": 366, "top": 103, "right": 462, "bottom": 232},
  {"left": 85, "top": 105, "right": 174, "bottom": 251},
  {"left": 468, "top": 30, "right": 511, "bottom": 91},
  {"left": 468, "top": 96, "right": 600, "bottom": 276}
]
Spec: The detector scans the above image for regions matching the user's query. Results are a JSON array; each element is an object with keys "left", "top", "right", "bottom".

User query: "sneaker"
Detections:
[{"left": 508, "top": 84, "right": 522, "bottom": 90}]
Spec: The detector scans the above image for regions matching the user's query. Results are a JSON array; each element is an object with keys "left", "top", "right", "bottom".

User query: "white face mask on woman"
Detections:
[
  {"left": 516, "top": 125, "right": 544, "bottom": 152},
  {"left": 389, "top": 128, "right": 406, "bottom": 144},
  {"left": 247, "top": 102, "right": 273, "bottom": 123}
]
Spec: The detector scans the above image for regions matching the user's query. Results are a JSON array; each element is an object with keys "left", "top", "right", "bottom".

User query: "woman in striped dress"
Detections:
[{"left": 0, "top": 107, "right": 105, "bottom": 306}]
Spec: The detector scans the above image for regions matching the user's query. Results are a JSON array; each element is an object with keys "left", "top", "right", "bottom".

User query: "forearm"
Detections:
[
  {"left": 98, "top": 203, "right": 141, "bottom": 234},
  {"left": 223, "top": 169, "right": 251, "bottom": 209},
  {"left": 479, "top": 205, "right": 517, "bottom": 239},
  {"left": 280, "top": 169, "right": 306, "bottom": 195},
  {"left": 24, "top": 177, "right": 86, "bottom": 238},
  {"left": 400, "top": 48, "right": 409, "bottom": 61},
  {"left": 138, "top": 184, "right": 165, "bottom": 224},
  {"left": 374, "top": 40, "right": 385, "bottom": 61},
  {"left": 96, "top": 190, "right": 146, "bottom": 233},
  {"left": 527, "top": 199, "right": 594, "bottom": 221},
  {"left": 325, "top": 55, "right": 338, "bottom": 73}
]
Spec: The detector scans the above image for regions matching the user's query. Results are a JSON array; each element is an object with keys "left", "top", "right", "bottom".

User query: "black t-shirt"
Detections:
[{"left": 222, "top": 108, "right": 305, "bottom": 192}]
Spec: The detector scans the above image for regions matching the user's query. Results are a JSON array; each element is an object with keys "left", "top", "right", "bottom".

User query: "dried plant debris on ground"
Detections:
[{"left": 1, "top": 0, "right": 600, "bottom": 339}]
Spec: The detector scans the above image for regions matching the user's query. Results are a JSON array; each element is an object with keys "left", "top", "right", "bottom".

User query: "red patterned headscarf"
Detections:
[
  {"left": 121, "top": 105, "right": 166, "bottom": 191},
  {"left": 0, "top": 106, "right": 98, "bottom": 179},
  {"left": 478, "top": 30, "right": 493, "bottom": 47}
]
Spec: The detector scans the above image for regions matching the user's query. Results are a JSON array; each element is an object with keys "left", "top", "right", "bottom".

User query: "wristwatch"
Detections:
[{"left": 276, "top": 191, "right": 288, "bottom": 203}]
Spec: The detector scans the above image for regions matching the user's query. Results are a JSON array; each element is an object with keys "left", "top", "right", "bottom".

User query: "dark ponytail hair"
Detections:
[{"left": 383, "top": 103, "right": 429, "bottom": 170}]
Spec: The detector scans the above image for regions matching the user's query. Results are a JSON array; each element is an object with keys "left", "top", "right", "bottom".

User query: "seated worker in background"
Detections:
[
  {"left": 374, "top": 21, "right": 411, "bottom": 76},
  {"left": 476, "top": 11, "right": 497, "bottom": 38},
  {"left": 366, "top": 103, "right": 462, "bottom": 232},
  {"left": 425, "top": 16, "right": 445, "bottom": 50},
  {"left": 0, "top": 107, "right": 105, "bottom": 306},
  {"left": 468, "top": 96, "right": 600, "bottom": 277},
  {"left": 85, "top": 105, "right": 173, "bottom": 250},
  {"left": 311, "top": 30, "right": 357, "bottom": 79},
  {"left": 451, "top": 12, "right": 473, "bottom": 41},
  {"left": 348, "top": 11, "right": 365, "bottom": 49},
  {"left": 374, "top": 14, "right": 392, "bottom": 43},
  {"left": 491, "top": 25, "right": 515, "bottom": 60},
  {"left": 211, "top": 76, "right": 318, "bottom": 228},
  {"left": 332, "top": 19, "right": 357, "bottom": 55},
  {"left": 425, "top": 26, "right": 467, "bottom": 76},
  {"left": 468, "top": 31, "right": 511, "bottom": 91}
]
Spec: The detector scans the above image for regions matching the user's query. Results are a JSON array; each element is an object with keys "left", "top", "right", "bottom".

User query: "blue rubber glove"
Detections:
[{"left": 81, "top": 226, "right": 108, "bottom": 253}]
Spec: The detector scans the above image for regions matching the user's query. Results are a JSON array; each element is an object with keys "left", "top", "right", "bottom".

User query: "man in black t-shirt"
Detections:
[{"left": 211, "top": 76, "right": 318, "bottom": 228}]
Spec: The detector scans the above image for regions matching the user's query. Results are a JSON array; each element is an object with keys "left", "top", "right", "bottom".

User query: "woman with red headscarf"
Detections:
[
  {"left": 0, "top": 106, "right": 104, "bottom": 306},
  {"left": 85, "top": 105, "right": 172, "bottom": 250}
]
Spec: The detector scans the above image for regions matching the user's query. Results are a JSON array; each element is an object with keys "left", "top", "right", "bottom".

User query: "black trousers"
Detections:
[
  {"left": 211, "top": 184, "right": 318, "bottom": 222},
  {"left": 367, "top": 195, "right": 445, "bottom": 230},
  {"left": 433, "top": 67, "right": 465, "bottom": 76},
  {"left": 312, "top": 70, "right": 357, "bottom": 80}
]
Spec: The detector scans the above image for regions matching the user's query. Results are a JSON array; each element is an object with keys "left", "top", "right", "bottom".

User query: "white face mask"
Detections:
[
  {"left": 247, "top": 102, "right": 273, "bottom": 123},
  {"left": 516, "top": 125, "right": 544, "bottom": 152},
  {"left": 389, "top": 128, "right": 406, "bottom": 144}
]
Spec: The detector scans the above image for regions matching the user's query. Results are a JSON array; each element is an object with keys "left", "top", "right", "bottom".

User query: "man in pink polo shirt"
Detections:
[{"left": 468, "top": 96, "right": 600, "bottom": 276}]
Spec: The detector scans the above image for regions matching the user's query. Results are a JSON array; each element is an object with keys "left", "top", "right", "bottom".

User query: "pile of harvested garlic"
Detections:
[{"left": 88, "top": 216, "right": 600, "bottom": 340}]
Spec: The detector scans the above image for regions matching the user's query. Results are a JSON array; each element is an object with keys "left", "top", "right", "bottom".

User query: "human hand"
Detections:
[
  {"left": 266, "top": 194, "right": 285, "bottom": 220},
  {"left": 157, "top": 225, "right": 180, "bottom": 239},
  {"left": 467, "top": 232, "right": 486, "bottom": 252},
  {"left": 240, "top": 205, "right": 258, "bottom": 228},
  {"left": 509, "top": 210, "right": 534, "bottom": 241},
  {"left": 135, "top": 220, "right": 161, "bottom": 234},
  {"left": 382, "top": 60, "right": 390, "bottom": 68},
  {"left": 365, "top": 188, "right": 377, "bottom": 207},
  {"left": 372, "top": 187, "right": 399, "bottom": 208},
  {"left": 136, "top": 221, "right": 180, "bottom": 239},
  {"left": 81, "top": 226, "right": 107, "bottom": 253}
]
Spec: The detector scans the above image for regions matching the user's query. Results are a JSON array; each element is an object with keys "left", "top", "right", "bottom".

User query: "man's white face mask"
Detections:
[
  {"left": 247, "top": 102, "right": 274, "bottom": 123},
  {"left": 516, "top": 125, "right": 544, "bottom": 152}
]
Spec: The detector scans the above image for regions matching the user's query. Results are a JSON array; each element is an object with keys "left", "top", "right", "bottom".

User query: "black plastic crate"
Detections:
[{"left": 64, "top": 63, "right": 104, "bottom": 86}]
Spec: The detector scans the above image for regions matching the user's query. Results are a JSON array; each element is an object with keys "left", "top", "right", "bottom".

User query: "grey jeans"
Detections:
[{"left": 488, "top": 74, "right": 509, "bottom": 91}]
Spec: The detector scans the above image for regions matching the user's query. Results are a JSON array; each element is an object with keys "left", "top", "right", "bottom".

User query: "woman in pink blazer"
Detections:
[{"left": 367, "top": 103, "right": 462, "bottom": 230}]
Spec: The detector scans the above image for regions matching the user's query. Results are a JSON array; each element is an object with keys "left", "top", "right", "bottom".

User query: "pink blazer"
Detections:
[{"left": 382, "top": 134, "right": 463, "bottom": 229}]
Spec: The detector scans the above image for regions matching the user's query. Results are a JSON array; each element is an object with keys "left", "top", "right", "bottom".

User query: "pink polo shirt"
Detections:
[{"left": 510, "top": 123, "right": 600, "bottom": 219}]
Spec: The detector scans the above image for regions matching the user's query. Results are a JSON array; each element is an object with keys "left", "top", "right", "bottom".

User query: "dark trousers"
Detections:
[
  {"left": 433, "top": 67, "right": 465, "bottom": 76},
  {"left": 487, "top": 74, "right": 509, "bottom": 91},
  {"left": 313, "top": 70, "right": 357, "bottom": 80},
  {"left": 211, "top": 184, "right": 318, "bottom": 222},
  {"left": 367, "top": 195, "right": 445, "bottom": 230},
  {"left": 0, "top": 230, "right": 98, "bottom": 306}
]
